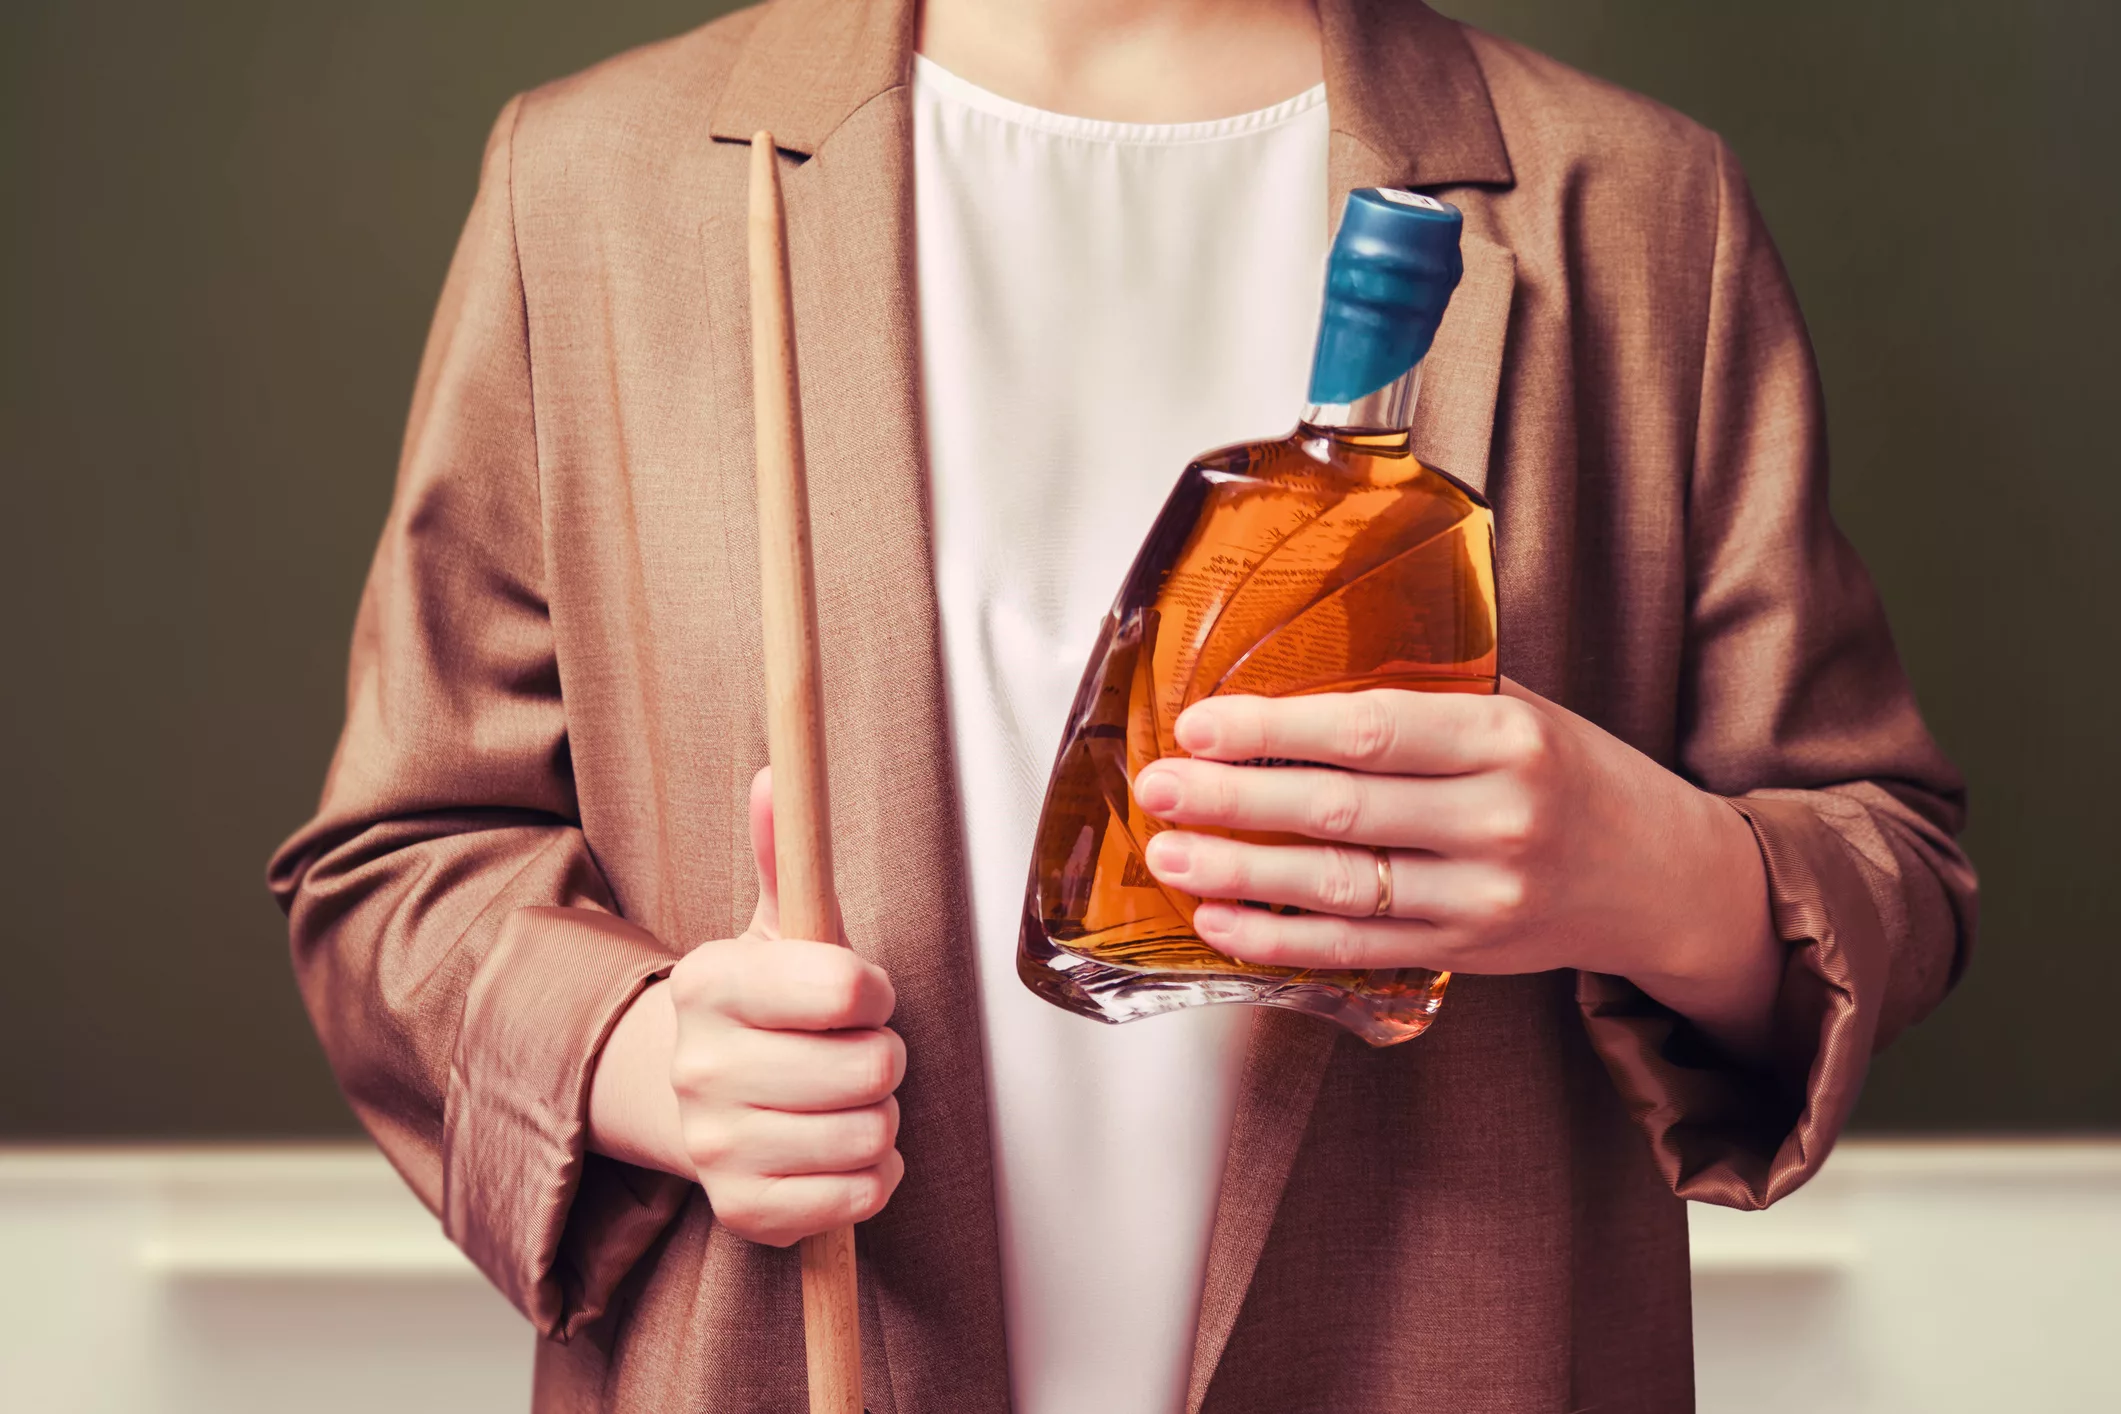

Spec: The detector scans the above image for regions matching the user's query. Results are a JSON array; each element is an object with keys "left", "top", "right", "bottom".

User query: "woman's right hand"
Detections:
[{"left": 586, "top": 767, "right": 905, "bottom": 1247}]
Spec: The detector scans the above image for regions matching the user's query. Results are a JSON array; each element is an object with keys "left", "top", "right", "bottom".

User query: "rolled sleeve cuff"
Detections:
[
  {"left": 1577, "top": 793, "right": 1889, "bottom": 1210},
  {"left": 443, "top": 905, "right": 691, "bottom": 1337}
]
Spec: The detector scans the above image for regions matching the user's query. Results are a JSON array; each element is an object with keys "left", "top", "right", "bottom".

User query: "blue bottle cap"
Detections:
[{"left": 1306, "top": 188, "right": 1465, "bottom": 405}]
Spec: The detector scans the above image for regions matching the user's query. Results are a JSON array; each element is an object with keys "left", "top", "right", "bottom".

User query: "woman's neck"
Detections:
[{"left": 916, "top": 0, "right": 1324, "bottom": 123}]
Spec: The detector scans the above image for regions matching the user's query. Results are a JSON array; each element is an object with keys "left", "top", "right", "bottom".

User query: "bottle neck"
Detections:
[{"left": 1299, "top": 361, "right": 1422, "bottom": 447}]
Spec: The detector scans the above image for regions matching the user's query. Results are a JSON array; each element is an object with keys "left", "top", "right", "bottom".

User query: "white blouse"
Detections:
[{"left": 912, "top": 55, "right": 1331, "bottom": 1414}]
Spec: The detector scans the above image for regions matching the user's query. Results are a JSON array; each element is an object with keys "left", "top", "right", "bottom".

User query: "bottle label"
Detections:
[{"left": 1376, "top": 189, "right": 1447, "bottom": 212}]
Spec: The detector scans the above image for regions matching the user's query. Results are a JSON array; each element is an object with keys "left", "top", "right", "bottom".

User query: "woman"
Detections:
[{"left": 271, "top": 1, "right": 1975, "bottom": 1409}]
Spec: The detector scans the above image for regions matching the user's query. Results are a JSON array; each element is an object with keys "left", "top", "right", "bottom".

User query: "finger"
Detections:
[
  {"left": 678, "top": 1024, "right": 905, "bottom": 1112},
  {"left": 676, "top": 935, "right": 896, "bottom": 1031},
  {"left": 1191, "top": 903, "right": 1461, "bottom": 974},
  {"left": 721, "top": 1097, "right": 900, "bottom": 1177},
  {"left": 1172, "top": 690, "right": 1540, "bottom": 777},
  {"left": 1148, "top": 831, "right": 1385, "bottom": 917},
  {"left": 1147, "top": 831, "right": 1514, "bottom": 925},
  {"left": 709, "top": 1151, "right": 905, "bottom": 1248},
  {"left": 748, "top": 765, "right": 780, "bottom": 935},
  {"left": 1133, "top": 757, "right": 1524, "bottom": 852}
]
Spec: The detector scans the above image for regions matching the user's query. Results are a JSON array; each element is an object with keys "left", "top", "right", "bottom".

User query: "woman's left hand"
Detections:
[{"left": 1132, "top": 681, "right": 1785, "bottom": 1058}]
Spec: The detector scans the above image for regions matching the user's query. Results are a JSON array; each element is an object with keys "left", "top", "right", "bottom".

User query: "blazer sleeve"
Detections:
[
  {"left": 267, "top": 99, "right": 692, "bottom": 1334},
  {"left": 1575, "top": 138, "right": 1979, "bottom": 1209}
]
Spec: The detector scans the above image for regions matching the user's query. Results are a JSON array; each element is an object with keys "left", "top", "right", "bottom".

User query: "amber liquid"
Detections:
[{"left": 1017, "top": 423, "right": 1498, "bottom": 1045}]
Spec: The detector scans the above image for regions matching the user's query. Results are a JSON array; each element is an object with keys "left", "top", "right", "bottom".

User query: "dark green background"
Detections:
[{"left": 2, "top": 1, "right": 2113, "bottom": 1137}]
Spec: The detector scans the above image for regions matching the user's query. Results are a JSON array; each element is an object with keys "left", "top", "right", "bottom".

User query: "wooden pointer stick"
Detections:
[{"left": 748, "top": 132, "right": 864, "bottom": 1414}]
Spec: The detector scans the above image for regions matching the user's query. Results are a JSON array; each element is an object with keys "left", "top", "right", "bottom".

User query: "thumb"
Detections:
[{"left": 748, "top": 765, "right": 781, "bottom": 937}]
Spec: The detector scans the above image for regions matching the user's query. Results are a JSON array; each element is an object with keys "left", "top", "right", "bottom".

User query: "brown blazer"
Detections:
[{"left": 269, "top": 1, "right": 1977, "bottom": 1409}]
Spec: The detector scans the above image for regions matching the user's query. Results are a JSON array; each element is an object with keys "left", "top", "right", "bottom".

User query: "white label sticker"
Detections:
[{"left": 1377, "top": 188, "right": 1446, "bottom": 211}]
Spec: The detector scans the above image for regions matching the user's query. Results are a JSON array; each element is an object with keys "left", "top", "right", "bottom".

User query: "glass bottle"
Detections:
[{"left": 1017, "top": 189, "right": 1498, "bottom": 1046}]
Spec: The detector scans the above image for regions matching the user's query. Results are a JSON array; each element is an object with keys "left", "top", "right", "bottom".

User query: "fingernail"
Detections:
[
  {"left": 1134, "top": 767, "right": 1180, "bottom": 814},
  {"left": 1174, "top": 706, "right": 1219, "bottom": 754},
  {"left": 1144, "top": 831, "right": 1191, "bottom": 879},
  {"left": 1192, "top": 902, "right": 1234, "bottom": 941}
]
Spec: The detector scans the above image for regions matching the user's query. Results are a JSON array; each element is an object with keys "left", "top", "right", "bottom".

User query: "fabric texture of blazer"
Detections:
[{"left": 269, "top": 1, "right": 1978, "bottom": 1409}]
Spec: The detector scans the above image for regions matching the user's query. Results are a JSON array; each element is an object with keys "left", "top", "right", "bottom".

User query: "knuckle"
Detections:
[
  {"left": 706, "top": 1187, "right": 772, "bottom": 1243},
  {"left": 1473, "top": 870, "right": 1527, "bottom": 925},
  {"left": 1314, "top": 849, "right": 1369, "bottom": 914},
  {"left": 845, "top": 1107, "right": 894, "bottom": 1164},
  {"left": 1492, "top": 700, "right": 1547, "bottom": 768},
  {"left": 850, "top": 1033, "right": 901, "bottom": 1101},
  {"left": 879, "top": 1095, "right": 903, "bottom": 1147},
  {"left": 669, "top": 1040, "right": 726, "bottom": 1098},
  {"left": 1339, "top": 694, "right": 1400, "bottom": 767},
  {"left": 1486, "top": 797, "right": 1537, "bottom": 853},
  {"left": 817, "top": 962, "right": 868, "bottom": 1028},
  {"left": 866, "top": 963, "right": 899, "bottom": 1023},
  {"left": 844, "top": 1170, "right": 892, "bottom": 1223},
  {"left": 667, "top": 946, "right": 722, "bottom": 1010},
  {"left": 1324, "top": 922, "right": 1367, "bottom": 970},
  {"left": 883, "top": 1029, "right": 908, "bottom": 1087},
  {"left": 1305, "top": 776, "right": 1366, "bottom": 840},
  {"left": 684, "top": 1114, "right": 738, "bottom": 1171}
]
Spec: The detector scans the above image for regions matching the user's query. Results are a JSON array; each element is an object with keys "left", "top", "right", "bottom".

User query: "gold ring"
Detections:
[{"left": 1372, "top": 848, "right": 1394, "bottom": 918}]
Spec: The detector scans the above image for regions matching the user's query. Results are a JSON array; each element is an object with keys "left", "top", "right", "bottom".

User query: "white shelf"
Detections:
[
  {"left": 4, "top": 1138, "right": 2115, "bottom": 1283},
  {"left": 5, "top": 1138, "right": 2120, "bottom": 1413},
  {"left": 138, "top": 1233, "right": 477, "bottom": 1279}
]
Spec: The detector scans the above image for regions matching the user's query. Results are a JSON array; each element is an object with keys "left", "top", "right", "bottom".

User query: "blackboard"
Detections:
[{"left": 2, "top": 0, "right": 2113, "bottom": 1136}]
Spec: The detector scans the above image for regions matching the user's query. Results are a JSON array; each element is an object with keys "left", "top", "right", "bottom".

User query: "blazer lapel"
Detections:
[
  {"left": 1186, "top": 1009, "right": 1341, "bottom": 1414},
  {"left": 708, "top": 3, "right": 1011, "bottom": 1410},
  {"left": 1411, "top": 231, "right": 1517, "bottom": 499},
  {"left": 1189, "top": 8, "right": 1518, "bottom": 1409}
]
